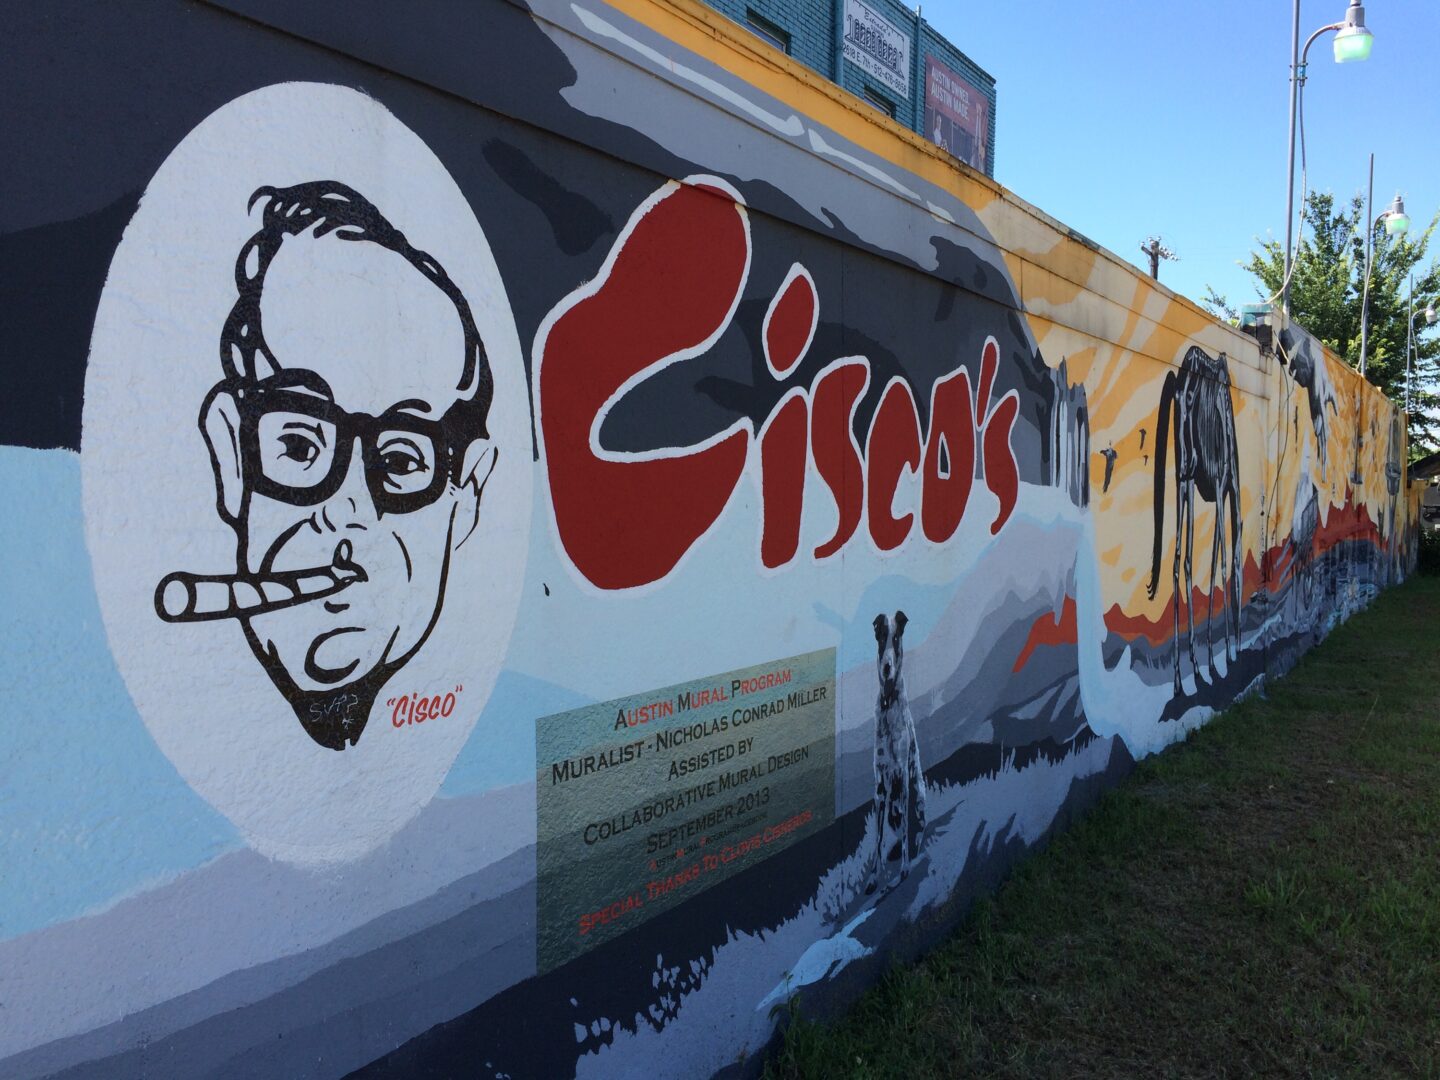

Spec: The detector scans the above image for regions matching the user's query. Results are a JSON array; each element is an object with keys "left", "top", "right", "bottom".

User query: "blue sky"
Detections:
[{"left": 928, "top": 0, "right": 1440, "bottom": 314}]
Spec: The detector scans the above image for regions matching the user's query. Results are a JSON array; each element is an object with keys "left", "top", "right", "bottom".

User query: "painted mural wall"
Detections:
[{"left": 0, "top": 1, "right": 1419, "bottom": 1077}]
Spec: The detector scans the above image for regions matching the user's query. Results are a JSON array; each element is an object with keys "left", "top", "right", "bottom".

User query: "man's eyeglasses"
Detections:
[{"left": 228, "top": 380, "right": 486, "bottom": 515}]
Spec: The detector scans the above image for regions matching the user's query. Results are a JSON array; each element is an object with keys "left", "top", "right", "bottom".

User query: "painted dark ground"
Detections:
[{"left": 353, "top": 739, "right": 1135, "bottom": 1079}]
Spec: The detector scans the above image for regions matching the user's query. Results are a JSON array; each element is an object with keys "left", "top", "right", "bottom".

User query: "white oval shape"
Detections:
[{"left": 82, "top": 83, "right": 531, "bottom": 865}]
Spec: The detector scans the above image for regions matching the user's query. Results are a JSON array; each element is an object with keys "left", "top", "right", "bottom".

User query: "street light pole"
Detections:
[
  {"left": 1407, "top": 273, "right": 1415, "bottom": 412},
  {"left": 1283, "top": 1, "right": 1374, "bottom": 316},
  {"left": 1360, "top": 170, "right": 1409, "bottom": 379},
  {"left": 1407, "top": 275, "right": 1439, "bottom": 415},
  {"left": 1361, "top": 153, "right": 1374, "bottom": 377},
  {"left": 1284, "top": 2, "right": 1301, "bottom": 315}
]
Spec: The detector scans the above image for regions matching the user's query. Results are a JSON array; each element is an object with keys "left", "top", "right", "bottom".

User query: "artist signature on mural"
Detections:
[{"left": 388, "top": 685, "right": 465, "bottom": 728}]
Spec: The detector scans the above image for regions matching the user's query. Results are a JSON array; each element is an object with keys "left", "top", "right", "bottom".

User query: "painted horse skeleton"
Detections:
[{"left": 1148, "top": 346, "right": 1243, "bottom": 694}]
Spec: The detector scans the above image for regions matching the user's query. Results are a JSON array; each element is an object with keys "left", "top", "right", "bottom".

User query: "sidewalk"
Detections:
[{"left": 771, "top": 575, "right": 1440, "bottom": 1079}]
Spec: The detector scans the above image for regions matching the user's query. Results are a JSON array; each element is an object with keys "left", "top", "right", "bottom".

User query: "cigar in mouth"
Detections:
[{"left": 155, "top": 540, "right": 367, "bottom": 623}]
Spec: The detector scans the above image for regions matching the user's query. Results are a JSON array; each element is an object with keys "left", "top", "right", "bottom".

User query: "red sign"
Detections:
[{"left": 925, "top": 56, "right": 989, "bottom": 172}]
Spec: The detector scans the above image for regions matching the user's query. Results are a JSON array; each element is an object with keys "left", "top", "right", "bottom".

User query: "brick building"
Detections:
[{"left": 699, "top": 0, "right": 997, "bottom": 176}]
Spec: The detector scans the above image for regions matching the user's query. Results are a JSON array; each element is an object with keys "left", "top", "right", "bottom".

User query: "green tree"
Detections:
[{"left": 1205, "top": 192, "right": 1440, "bottom": 453}]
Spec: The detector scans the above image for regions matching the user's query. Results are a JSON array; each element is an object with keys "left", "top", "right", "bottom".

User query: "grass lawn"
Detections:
[{"left": 769, "top": 574, "right": 1440, "bottom": 1079}]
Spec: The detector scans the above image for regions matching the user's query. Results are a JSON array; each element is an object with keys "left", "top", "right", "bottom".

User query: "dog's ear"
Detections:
[
  {"left": 893, "top": 610, "right": 908, "bottom": 640},
  {"left": 873, "top": 613, "right": 888, "bottom": 646}
]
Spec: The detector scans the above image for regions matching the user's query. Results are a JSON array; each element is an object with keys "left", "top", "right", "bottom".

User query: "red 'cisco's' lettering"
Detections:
[{"left": 535, "top": 176, "right": 1020, "bottom": 590}]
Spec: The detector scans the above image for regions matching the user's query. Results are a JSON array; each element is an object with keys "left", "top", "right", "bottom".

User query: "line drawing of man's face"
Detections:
[{"left": 158, "top": 182, "right": 497, "bottom": 751}]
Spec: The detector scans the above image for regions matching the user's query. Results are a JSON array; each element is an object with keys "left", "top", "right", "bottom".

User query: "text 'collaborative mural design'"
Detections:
[{"left": 0, "top": 1, "right": 1418, "bottom": 1078}]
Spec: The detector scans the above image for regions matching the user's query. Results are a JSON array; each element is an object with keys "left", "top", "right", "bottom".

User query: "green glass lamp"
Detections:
[
  {"left": 1333, "top": 1, "right": 1374, "bottom": 63},
  {"left": 1384, "top": 194, "right": 1410, "bottom": 237}
]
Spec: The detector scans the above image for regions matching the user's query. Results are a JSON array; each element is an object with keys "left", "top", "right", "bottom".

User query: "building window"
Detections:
[
  {"left": 745, "top": 10, "right": 790, "bottom": 54},
  {"left": 862, "top": 86, "right": 896, "bottom": 118}
]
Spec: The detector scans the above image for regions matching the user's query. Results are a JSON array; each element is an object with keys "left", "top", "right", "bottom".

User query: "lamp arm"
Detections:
[
  {"left": 1372, "top": 212, "right": 1410, "bottom": 235},
  {"left": 1297, "top": 21, "right": 1344, "bottom": 79}
]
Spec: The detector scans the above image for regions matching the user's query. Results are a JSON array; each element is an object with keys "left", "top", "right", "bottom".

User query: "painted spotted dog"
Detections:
[{"left": 865, "top": 611, "right": 927, "bottom": 894}]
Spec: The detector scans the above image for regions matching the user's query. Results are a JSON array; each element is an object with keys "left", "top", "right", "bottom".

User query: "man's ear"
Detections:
[
  {"left": 200, "top": 389, "right": 243, "bottom": 524},
  {"left": 454, "top": 441, "right": 498, "bottom": 550}
]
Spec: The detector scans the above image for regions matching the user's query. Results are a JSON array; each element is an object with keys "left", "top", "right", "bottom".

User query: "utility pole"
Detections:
[{"left": 1139, "top": 236, "right": 1178, "bottom": 281}]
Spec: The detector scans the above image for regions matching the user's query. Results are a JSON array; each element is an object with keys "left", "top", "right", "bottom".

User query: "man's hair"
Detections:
[{"left": 219, "top": 180, "right": 492, "bottom": 425}]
